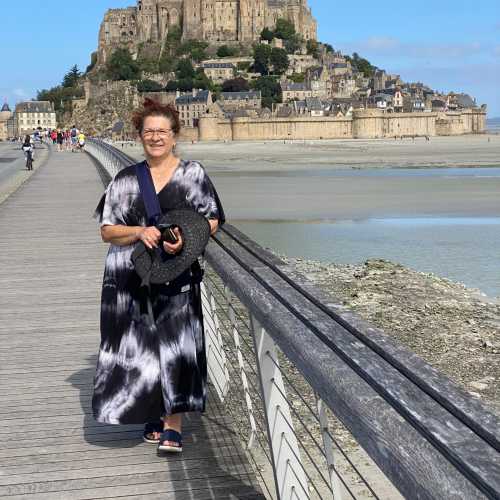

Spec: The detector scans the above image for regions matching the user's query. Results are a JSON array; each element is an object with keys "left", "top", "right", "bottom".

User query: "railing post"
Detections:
[
  {"left": 250, "top": 315, "right": 309, "bottom": 500},
  {"left": 316, "top": 395, "right": 342, "bottom": 500},
  {"left": 201, "top": 282, "right": 230, "bottom": 402},
  {"left": 224, "top": 286, "right": 257, "bottom": 449}
]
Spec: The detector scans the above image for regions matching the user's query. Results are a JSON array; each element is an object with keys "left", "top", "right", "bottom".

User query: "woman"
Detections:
[
  {"left": 93, "top": 99, "right": 224, "bottom": 453},
  {"left": 56, "top": 129, "right": 64, "bottom": 152}
]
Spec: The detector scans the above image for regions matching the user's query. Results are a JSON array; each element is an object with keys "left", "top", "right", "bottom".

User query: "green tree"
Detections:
[
  {"left": 349, "top": 52, "right": 376, "bottom": 78},
  {"left": 158, "top": 53, "right": 175, "bottom": 74},
  {"left": 37, "top": 85, "right": 84, "bottom": 112},
  {"left": 237, "top": 61, "right": 251, "bottom": 72},
  {"left": 274, "top": 18, "right": 295, "bottom": 40},
  {"left": 217, "top": 45, "right": 238, "bottom": 57},
  {"left": 138, "top": 57, "right": 159, "bottom": 74},
  {"left": 106, "top": 48, "right": 140, "bottom": 81},
  {"left": 176, "top": 59, "right": 196, "bottom": 80},
  {"left": 306, "top": 39, "right": 319, "bottom": 58},
  {"left": 260, "top": 27, "right": 274, "bottom": 42},
  {"left": 222, "top": 77, "right": 250, "bottom": 92},
  {"left": 250, "top": 76, "right": 281, "bottom": 109},
  {"left": 177, "top": 40, "right": 208, "bottom": 62},
  {"left": 253, "top": 44, "right": 272, "bottom": 75},
  {"left": 167, "top": 25, "right": 182, "bottom": 43},
  {"left": 289, "top": 72, "right": 305, "bottom": 83},
  {"left": 62, "top": 65, "right": 81, "bottom": 88},
  {"left": 324, "top": 43, "right": 334, "bottom": 53},
  {"left": 137, "top": 79, "right": 163, "bottom": 92},
  {"left": 284, "top": 34, "right": 303, "bottom": 54},
  {"left": 193, "top": 69, "right": 211, "bottom": 90},
  {"left": 270, "top": 48, "right": 289, "bottom": 75}
]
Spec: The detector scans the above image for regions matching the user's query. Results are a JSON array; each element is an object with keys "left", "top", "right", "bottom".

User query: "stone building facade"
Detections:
[
  {"left": 0, "top": 103, "right": 13, "bottom": 140},
  {"left": 97, "top": 0, "right": 317, "bottom": 63},
  {"left": 15, "top": 101, "right": 57, "bottom": 136}
]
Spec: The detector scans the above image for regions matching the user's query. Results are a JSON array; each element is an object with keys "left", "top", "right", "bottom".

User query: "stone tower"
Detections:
[
  {"left": 97, "top": 0, "right": 317, "bottom": 64},
  {"left": 238, "top": 0, "right": 266, "bottom": 42}
]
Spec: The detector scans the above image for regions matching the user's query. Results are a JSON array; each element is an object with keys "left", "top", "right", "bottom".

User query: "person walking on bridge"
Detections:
[{"left": 92, "top": 98, "right": 224, "bottom": 453}]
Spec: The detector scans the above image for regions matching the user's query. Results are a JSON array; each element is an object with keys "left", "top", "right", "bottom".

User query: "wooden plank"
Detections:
[{"left": 0, "top": 151, "right": 265, "bottom": 500}]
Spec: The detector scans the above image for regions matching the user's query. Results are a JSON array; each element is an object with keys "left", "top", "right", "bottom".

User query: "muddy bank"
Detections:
[{"left": 285, "top": 256, "right": 500, "bottom": 414}]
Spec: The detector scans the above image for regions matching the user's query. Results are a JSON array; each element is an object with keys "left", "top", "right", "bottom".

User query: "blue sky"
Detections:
[{"left": 1, "top": 0, "right": 499, "bottom": 116}]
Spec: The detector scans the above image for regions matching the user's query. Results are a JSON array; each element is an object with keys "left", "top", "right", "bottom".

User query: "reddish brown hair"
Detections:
[{"left": 132, "top": 98, "right": 181, "bottom": 135}]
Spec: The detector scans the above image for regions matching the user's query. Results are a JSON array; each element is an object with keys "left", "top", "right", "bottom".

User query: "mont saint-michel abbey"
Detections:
[{"left": 98, "top": 0, "right": 317, "bottom": 62}]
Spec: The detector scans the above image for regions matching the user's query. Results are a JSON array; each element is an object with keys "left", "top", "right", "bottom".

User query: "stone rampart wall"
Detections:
[{"left": 199, "top": 109, "right": 486, "bottom": 142}]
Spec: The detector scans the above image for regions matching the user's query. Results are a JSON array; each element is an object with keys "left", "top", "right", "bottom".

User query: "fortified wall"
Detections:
[{"left": 197, "top": 109, "right": 487, "bottom": 142}]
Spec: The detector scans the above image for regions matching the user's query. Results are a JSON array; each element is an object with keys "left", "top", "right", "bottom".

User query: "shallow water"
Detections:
[
  {"left": 227, "top": 166, "right": 500, "bottom": 298},
  {"left": 235, "top": 217, "right": 500, "bottom": 297}
]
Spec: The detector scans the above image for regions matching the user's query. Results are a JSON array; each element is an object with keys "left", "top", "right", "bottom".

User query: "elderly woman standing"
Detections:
[{"left": 93, "top": 99, "right": 224, "bottom": 452}]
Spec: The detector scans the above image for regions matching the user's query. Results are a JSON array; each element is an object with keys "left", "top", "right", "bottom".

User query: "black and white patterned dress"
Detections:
[{"left": 92, "top": 160, "right": 224, "bottom": 425}]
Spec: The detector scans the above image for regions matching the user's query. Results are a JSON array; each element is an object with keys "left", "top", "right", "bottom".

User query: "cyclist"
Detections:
[{"left": 21, "top": 135, "right": 34, "bottom": 171}]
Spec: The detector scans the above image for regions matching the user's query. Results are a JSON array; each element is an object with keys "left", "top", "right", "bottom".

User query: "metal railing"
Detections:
[{"left": 86, "top": 138, "right": 500, "bottom": 500}]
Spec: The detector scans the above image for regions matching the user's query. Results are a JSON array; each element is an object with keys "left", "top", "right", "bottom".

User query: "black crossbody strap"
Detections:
[{"left": 135, "top": 161, "right": 161, "bottom": 226}]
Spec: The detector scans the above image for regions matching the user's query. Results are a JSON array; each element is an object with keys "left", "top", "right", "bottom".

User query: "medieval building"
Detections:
[{"left": 97, "top": 0, "right": 317, "bottom": 63}]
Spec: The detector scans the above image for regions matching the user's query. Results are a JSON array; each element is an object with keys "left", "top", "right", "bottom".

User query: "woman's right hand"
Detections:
[{"left": 138, "top": 226, "right": 161, "bottom": 249}]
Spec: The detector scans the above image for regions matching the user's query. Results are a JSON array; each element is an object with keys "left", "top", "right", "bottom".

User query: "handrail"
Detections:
[{"left": 86, "top": 138, "right": 500, "bottom": 500}]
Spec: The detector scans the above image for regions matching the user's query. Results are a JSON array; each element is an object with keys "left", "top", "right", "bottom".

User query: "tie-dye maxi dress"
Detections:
[{"left": 92, "top": 160, "right": 224, "bottom": 425}]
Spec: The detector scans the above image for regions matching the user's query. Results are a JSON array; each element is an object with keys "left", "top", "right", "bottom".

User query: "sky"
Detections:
[{"left": 1, "top": 0, "right": 499, "bottom": 116}]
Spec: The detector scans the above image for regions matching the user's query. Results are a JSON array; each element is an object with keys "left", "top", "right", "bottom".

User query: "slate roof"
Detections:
[
  {"left": 220, "top": 91, "right": 261, "bottom": 100},
  {"left": 201, "top": 62, "right": 235, "bottom": 69},
  {"left": 281, "top": 82, "right": 309, "bottom": 91},
  {"left": 175, "top": 90, "right": 211, "bottom": 105},
  {"left": 15, "top": 101, "right": 54, "bottom": 113},
  {"left": 1, "top": 103, "right": 11, "bottom": 112}
]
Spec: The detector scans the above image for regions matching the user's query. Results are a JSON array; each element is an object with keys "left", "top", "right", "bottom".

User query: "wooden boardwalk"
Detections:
[{"left": 0, "top": 149, "right": 266, "bottom": 500}]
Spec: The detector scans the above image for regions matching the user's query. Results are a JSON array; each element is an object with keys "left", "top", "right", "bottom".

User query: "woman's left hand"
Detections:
[{"left": 163, "top": 227, "right": 184, "bottom": 255}]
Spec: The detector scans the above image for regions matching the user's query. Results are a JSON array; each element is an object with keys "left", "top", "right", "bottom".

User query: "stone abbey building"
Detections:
[{"left": 97, "top": 0, "right": 317, "bottom": 63}]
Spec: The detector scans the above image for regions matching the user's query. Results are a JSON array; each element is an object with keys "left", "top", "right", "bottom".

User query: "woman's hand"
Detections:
[
  {"left": 163, "top": 227, "right": 184, "bottom": 255},
  {"left": 138, "top": 226, "right": 162, "bottom": 250}
]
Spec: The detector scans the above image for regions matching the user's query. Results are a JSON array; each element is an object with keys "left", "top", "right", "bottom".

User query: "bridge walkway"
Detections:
[{"left": 0, "top": 149, "right": 265, "bottom": 499}]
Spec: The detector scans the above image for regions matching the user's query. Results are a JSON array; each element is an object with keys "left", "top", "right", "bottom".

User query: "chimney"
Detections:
[{"left": 192, "top": 88, "right": 198, "bottom": 97}]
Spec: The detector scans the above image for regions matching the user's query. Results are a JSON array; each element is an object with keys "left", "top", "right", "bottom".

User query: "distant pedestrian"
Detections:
[
  {"left": 77, "top": 131, "right": 86, "bottom": 152},
  {"left": 70, "top": 125, "right": 78, "bottom": 151},
  {"left": 56, "top": 130, "right": 64, "bottom": 152},
  {"left": 51, "top": 130, "right": 57, "bottom": 144}
]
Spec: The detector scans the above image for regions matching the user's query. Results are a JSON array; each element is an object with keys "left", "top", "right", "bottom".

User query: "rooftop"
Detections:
[
  {"left": 175, "top": 90, "right": 211, "bottom": 105},
  {"left": 220, "top": 91, "right": 261, "bottom": 100},
  {"left": 15, "top": 101, "right": 54, "bottom": 113}
]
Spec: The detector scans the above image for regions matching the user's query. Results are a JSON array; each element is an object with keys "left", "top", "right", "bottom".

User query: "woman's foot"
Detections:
[
  {"left": 159, "top": 413, "right": 182, "bottom": 451},
  {"left": 158, "top": 429, "right": 183, "bottom": 453},
  {"left": 143, "top": 421, "right": 163, "bottom": 444}
]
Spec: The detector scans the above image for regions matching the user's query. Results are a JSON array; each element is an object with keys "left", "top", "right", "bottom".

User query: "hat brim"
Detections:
[{"left": 132, "top": 209, "right": 211, "bottom": 286}]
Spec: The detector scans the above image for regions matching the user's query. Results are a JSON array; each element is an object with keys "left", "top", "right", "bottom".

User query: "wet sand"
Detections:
[{"left": 122, "top": 135, "right": 500, "bottom": 221}]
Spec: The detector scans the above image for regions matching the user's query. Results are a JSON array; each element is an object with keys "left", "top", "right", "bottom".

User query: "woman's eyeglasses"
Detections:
[{"left": 142, "top": 128, "right": 174, "bottom": 138}]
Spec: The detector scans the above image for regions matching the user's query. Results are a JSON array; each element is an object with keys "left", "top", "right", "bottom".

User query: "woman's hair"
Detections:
[
  {"left": 132, "top": 98, "right": 181, "bottom": 136},
  {"left": 24, "top": 135, "right": 30, "bottom": 143}
]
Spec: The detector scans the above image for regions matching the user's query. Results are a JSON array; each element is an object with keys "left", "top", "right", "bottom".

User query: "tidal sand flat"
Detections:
[
  {"left": 124, "top": 135, "right": 500, "bottom": 296},
  {"left": 127, "top": 134, "right": 500, "bottom": 220}
]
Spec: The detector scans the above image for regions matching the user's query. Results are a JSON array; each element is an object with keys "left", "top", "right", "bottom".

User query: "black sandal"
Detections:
[
  {"left": 158, "top": 429, "right": 183, "bottom": 453},
  {"left": 143, "top": 421, "right": 164, "bottom": 444}
]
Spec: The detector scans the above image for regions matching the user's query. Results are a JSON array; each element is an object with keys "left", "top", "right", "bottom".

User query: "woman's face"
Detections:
[{"left": 140, "top": 115, "right": 176, "bottom": 160}]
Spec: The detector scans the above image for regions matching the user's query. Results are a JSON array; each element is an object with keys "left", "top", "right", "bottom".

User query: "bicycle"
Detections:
[{"left": 25, "top": 149, "right": 33, "bottom": 171}]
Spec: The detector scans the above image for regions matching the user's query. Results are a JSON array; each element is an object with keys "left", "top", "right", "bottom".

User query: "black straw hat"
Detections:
[{"left": 132, "top": 209, "right": 211, "bottom": 286}]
